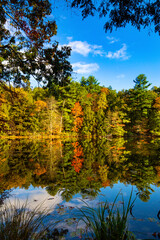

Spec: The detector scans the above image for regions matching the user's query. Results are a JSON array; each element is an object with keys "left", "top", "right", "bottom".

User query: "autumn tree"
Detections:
[
  {"left": 45, "top": 96, "right": 61, "bottom": 134},
  {"left": 71, "top": 102, "right": 84, "bottom": 133},
  {"left": 0, "top": 0, "right": 72, "bottom": 89},
  {"left": 96, "top": 88, "right": 108, "bottom": 136},
  {"left": 149, "top": 96, "right": 160, "bottom": 135},
  {"left": 8, "top": 87, "right": 36, "bottom": 135},
  {"left": 0, "top": 85, "right": 10, "bottom": 133},
  {"left": 71, "top": 142, "right": 84, "bottom": 173}
]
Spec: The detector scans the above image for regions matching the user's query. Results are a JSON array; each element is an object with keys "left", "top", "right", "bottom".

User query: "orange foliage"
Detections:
[
  {"left": 87, "top": 176, "right": 94, "bottom": 181},
  {"left": 34, "top": 167, "right": 46, "bottom": 176},
  {"left": 71, "top": 102, "right": 84, "bottom": 132},
  {"left": 153, "top": 97, "right": 160, "bottom": 110},
  {"left": 102, "top": 179, "right": 110, "bottom": 187},
  {"left": 86, "top": 93, "right": 92, "bottom": 98},
  {"left": 0, "top": 94, "right": 6, "bottom": 104},
  {"left": 112, "top": 154, "right": 117, "bottom": 157},
  {"left": 72, "top": 102, "right": 83, "bottom": 116},
  {"left": 110, "top": 146, "right": 116, "bottom": 149},
  {"left": 35, "top": 100, "right": 47, "bottom": 112},
  {"left": 101, "top": 87, "right": 109, "bottom": 95},
  {"left": 72, "top": 142, "right": 79, "bottom": 147},
  {"left": 117, "top": 123, "right": 125, "bottom": 127},
  {"left": 155, "top": 166, "right": 160, "bottom": 177},
  {"left": 34, "top": 163, "right": 46, "bottom": 176},
  {"left": 117, "top": 147, "right": 126, "bottom": 150},
  {"left": 0, "top": 158, "right": 6, "bottom": 163},
  {"left": 29, "top": 158, "right": 34, "bottom": 162},
  {"left": 71, "top": 142, "right": 84, "bottom": 173}
]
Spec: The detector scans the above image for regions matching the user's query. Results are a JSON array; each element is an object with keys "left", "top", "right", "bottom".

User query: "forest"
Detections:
[
  {"left": 1, "top": 1, "right": 160, "bottom": 138},
  {"left": 1, "top": 74, "right": 160, "bottom": 137}
]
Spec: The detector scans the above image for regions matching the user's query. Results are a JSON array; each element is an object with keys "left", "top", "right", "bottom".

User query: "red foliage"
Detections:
[
  {"left": 71, "top": 102, "right": 84, "bottom": 132},
  {"left": 102, "top": 179, "right": 110, "bottom": 187},
  {"left": 14, "top": 12, "right": 41, "bottom": 45},
  {"left": 71, "top": 142, "right": 84, "bottom": 173}
]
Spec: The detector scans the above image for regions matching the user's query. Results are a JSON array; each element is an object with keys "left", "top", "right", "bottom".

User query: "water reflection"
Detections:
[
  {"left": 1, "top": 137, "right": 160, "bottom": 239},
  {"left": 0, "top": 137, "right": 160, "bottom": 202}
]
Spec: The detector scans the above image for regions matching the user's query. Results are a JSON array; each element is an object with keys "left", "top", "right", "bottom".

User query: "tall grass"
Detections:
[
  {"left": 0, "top": 193, "right": 137, "bottom": 239},
  {"left": 78, "top": 191, "right": 136, "bottom": 240},
  {"left": 0, "top": 200, "right": 56, "bottom": 240}
]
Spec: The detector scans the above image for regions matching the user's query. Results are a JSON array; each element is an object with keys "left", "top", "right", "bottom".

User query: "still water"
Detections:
[{"left": 0, "top": 137, "right": 160, "bottom": 239}]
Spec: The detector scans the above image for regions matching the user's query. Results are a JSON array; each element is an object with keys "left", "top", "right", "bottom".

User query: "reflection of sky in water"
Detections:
[
  {"left": 7, "top": 182, "right": 160, "bottom": 239},
  {"left": 8, "top": 185, "right": 63, "bottom": 211}
]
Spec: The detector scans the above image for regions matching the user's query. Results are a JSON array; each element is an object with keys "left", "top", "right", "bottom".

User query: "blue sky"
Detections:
[{"left": 49, "top": 2, "right": 160, "bottom": 91}]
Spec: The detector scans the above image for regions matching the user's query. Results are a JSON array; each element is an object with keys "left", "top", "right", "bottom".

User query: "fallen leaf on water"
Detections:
[
  {"left": 69, "top": 206, "right": 74, "bottom": 210},
  {"left": 148, "top": 217, "right": 157, "bottom": 222},
  {"left": 137, "top": 218, "right": 144, "bottom": 221}
]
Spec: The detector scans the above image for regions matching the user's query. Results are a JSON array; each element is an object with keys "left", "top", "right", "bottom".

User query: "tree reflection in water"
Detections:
[{"left": 0, "top": 137, "right": 160, "bottom": 203}]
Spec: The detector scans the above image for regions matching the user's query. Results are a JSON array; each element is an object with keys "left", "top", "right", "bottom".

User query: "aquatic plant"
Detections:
[
  {"left": 78, "top": 191, "right": 136, "bottom": 240},
  {"left": 0, "top": 200, "right": 56, "bottom": 240}
]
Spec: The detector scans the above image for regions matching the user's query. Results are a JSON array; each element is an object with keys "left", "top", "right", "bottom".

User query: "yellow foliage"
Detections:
[
  {"left": 35, "top": 100, "right": 47, "bottom": 112},
  {"left": 98, "top": 165, "right": 109, "bottom": 184}
]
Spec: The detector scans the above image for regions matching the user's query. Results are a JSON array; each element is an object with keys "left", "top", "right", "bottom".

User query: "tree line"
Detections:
[
  {"left": 1, "top": 74, "right": 160, "bottom": 137},
  {"left": 1, "top": 1, "right": 160, "bottom": 137}
]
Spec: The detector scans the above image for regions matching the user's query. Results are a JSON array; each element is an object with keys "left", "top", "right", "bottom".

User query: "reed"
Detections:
[
  {"left": 0, "top": 200, "right": 56, "bottom": 240},
  {"left": 78, "top": 191, "right": 136, "bottom": 240}
]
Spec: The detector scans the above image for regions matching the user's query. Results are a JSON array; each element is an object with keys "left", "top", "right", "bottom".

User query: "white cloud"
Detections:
[
  {"left": 116, "top": 74, "right": 125, "bottom": 79},
  {"left": 106, "top": 44, "right": 130, "bottom": 60},
  {"left": 69, "top": 41, "right": 90, "bottom": 56},
  {"left": 68, "top": 41, "right": 103, "bottom": 57},
  {"left": 65, "top": 39, "right": 130, "bottom": 61},
  {"left": 106, "top": 36, "right": 119, "bottom": 44},
  {"left": 72, "top": 62, "right": 99, "bottom": 74},
  {"left": 67, "top": 36, "right": 73, "bottom": 41}
]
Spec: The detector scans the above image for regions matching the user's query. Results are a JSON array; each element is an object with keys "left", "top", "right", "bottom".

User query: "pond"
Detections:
[{"left": 0, "top": 137, "right": 160, "bottom": 239}]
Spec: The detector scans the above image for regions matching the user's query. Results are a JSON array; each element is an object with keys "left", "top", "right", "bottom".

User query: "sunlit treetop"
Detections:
[{"left": 134, "top": 74, "right": 151, "bottom": 90}]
